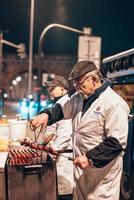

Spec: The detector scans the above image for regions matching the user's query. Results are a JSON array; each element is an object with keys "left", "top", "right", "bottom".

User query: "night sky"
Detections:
[{"left": 1, "top": 0, "right": 134, "bottom": 58}]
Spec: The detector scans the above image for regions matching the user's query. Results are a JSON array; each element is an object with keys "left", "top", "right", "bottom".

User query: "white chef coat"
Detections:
[
  {"left": 58, "top": 86, "right": 129, "bottom": 200},
  {"left": 44, "top": 95, "right": 74, "bottom": 195}
]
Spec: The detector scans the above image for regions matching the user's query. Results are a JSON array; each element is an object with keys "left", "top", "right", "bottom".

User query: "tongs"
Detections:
[
  {"left": 56, "top": 149, "right": 74, "bottom": 161},
  {"left": 28, "top": 120, "right": 74, "bottom": 161},
  {"left": 60, "top": 154, "right": 74, "bottom": 161},
  {"left": 56, "top": 149, "right": 73, "bottom": 153},
  {"left": 43, "top": 133, "right": 55, "bottom": 146},
  {"left": 29, "top": 121, "right": 45, "bottom": 143},
  {"left": 29, "top": 120, "right": 55, "bottom": 145}
]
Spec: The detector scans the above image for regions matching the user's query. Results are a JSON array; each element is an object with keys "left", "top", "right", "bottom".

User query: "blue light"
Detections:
[
  {"left": 19, "top": 99, "right": 53, "bottom": 120},
  {"left": 40, "top": 100, "right": 47, "bottom": 107},
  {"left": 47, "top": 103, "right": 53, "bottom": 108},
  {"left": 21, "top": 106, "right": 29, "bottom": 113},
  {"left": 29, "top": 101, "right": 35, "bottom": 107},
  {"left": 21, "top": 101, "right": 27, "bottom": 107}
]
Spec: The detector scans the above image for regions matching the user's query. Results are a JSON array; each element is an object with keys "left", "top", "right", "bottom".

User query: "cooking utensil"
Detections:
[
  {"left": 43, "top": 133, "right": 55, "bottom": 146},
  {"left": 60, "top": 154, "right": 74, "bottom": 161},
  {"left": 56, "top": 149, "right": 73, "bottom": 153}
]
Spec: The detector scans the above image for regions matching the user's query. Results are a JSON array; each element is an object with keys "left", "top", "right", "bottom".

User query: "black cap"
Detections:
[
  {"left": 44, "top": 76, "right": 69, "bottom": 91},
  {"left": 68, "top": 60, "right": 98, "bottom": 81}
]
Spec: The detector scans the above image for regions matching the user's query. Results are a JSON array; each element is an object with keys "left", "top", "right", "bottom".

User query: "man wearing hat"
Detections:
[
  {"left": 44, "top": 76, "right": 74, "bottom": 200},
  {"left": 45, "top": 76, "right": 70, "bottom": 100},
  {"left": 31, "top": 61, "right": 129, "bottom": 200}
]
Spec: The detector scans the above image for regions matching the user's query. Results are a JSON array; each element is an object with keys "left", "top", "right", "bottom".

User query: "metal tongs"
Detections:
[
  {"left": 33, "top": 126, "right": 43, "bottom": 143},
  {"left": 60, "top": 154, "right": 74, "bottom": 161},
  {"left": 29, "top": 120, "right": 74, "bottom": 161},
  {"left": 43, "top": 133, "right": 55, "bottom": 146},
  {"left": 56, "top": 149, "right": 74, "bottom": 161},
  {"left": 29, "top": 121, "right": 45, "bottom": 143}
]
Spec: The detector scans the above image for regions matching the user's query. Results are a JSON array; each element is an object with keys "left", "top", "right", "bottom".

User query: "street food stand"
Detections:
[
  {"left": 1, "top": 48, "right": 134, "bottom": 200},
  {"left": 0, "top": 118, "right": 58, "bottom": 200},
  {"left": 5, "top": 151, "right": 57, "bottom": 200},
  {"left": 0, "top": 150, "right": 57, "bottom": 200}
]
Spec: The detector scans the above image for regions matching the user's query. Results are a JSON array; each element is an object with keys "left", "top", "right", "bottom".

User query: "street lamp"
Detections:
[
  {"left": 0, "top": 32, "right": 3, "bottom": 73},
  {"left": 37, "top": 23, "right": 92, "bottom": 112},
  {"left": 28, "top": 0, "right": 35, "bottom": 97},
  {"left": 38, "top": 23, "right": 91, "bottom": 57},
  {"left": 25, "top": 0, "right": 35, "bottom": 120}
]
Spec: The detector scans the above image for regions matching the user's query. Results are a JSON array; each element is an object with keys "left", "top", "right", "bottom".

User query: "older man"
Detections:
[{"left": 31, "top": 61, "right": 129, "bottom": 200}]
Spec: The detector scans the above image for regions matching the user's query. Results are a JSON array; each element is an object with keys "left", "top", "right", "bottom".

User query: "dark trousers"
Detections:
[{"left": 58, "top": 194, "right": 72, "bottom": 200}]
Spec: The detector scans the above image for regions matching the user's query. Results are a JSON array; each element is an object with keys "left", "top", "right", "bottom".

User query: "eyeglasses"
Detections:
[
  {"left": 72, "top": 70, "right": 99, "bottom": 88},
  {"left": 73, "top": 75, "right": 91, "bottom": 88}
]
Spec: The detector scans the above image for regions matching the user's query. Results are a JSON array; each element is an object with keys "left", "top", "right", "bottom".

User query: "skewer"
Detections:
[{"left": 60, "top": 155, "right": 74, "bottom": 161}]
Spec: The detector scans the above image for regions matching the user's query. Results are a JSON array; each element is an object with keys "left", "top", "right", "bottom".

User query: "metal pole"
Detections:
[
  {"left": 1, "top": 39, "right": 19, "bottom": 49},
  {"left": 28, "top": 0, "right": 35, "bottom": 96},
  {"left": 102, "top": 48, "right": 134, "bottom": 64},
  {"left": 38, "top": 23, "right": 91, "bottom": 57},
  {"left": 38, "top": 23, "right": 92, "bottom": 85},
  {"left": 37, "top": 23, "right": 92, "bottom": 112},
  {"left": 0, "top": 33, "right": 3, "bottom": 73},
  {"left": 0, "top": 33, "right": 3, "bottom": 116}
]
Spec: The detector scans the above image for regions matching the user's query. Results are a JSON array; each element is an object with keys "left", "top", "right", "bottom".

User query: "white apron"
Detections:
[
  {"left": 59, "top": 86, "right": 129, "bottom": 200},
  {"left": 44, "top": 95, "right": 74, "bottom": 195}
]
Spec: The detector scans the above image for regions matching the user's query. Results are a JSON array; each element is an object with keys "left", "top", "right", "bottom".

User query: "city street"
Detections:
[{"left": 2, "top": 101, "right": 20, "bottom": 119}]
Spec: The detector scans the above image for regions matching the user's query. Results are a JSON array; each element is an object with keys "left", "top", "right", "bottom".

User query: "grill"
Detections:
[{"left": 5, "top": 151, "right": 57, "bottom": 200}]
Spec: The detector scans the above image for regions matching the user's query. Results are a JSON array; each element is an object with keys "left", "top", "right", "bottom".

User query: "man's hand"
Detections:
[
  {"left": 29, "top": 113, "right": 49, "bottom": 131},
  {"left": 74, "top": 155, "right": 91, "bottom": 169}
]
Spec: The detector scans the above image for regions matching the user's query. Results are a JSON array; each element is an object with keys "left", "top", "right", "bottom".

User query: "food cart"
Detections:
[{"left": 0, "top": 118, "right": 58, "bottom": 200}]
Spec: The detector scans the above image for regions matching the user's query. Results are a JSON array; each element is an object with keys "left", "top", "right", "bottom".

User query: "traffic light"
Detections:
[{"left": 17, "top": 43, "right": 26, "bottom": 59}]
